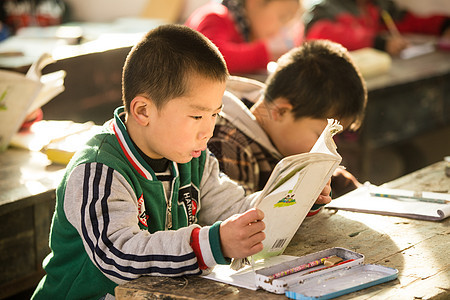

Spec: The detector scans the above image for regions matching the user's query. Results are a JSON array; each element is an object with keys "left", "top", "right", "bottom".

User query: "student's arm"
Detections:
[
  {"left": 195, "top": 150, "right": 264, "bottom": 260},
  {"left": 189, "top": 13, "right": 270, "bottom": 73},
  {"left": 64, "top": 163, "right": 205, "bottom": 283},
  {"left": 197, "top": 149, "right": 259, "bottom": 225},
  {"left": 394, "top": 13, "right": 449, "bottom": 35},
  {"left": 306, "top": 14, "right": 378, "bottom": 51}
]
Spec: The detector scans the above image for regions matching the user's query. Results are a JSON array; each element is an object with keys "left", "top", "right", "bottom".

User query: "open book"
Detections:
[
  {"left": 229, "top": 119, "right": 343, "bottom": 270},
  {"left": 0, "top": 53, "right": 65, "bottom": 151}
]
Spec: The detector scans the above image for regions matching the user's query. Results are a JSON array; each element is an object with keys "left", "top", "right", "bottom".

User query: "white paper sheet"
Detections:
[{"left": 326, "top": 186, "right": 450, "bottom": 221}]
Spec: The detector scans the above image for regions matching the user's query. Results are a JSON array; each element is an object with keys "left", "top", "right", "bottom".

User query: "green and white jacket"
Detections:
[{"left": 32, "top": 106, "right": 258, "bottom": 300}]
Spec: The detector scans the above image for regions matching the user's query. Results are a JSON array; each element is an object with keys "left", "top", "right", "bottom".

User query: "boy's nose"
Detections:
[{"left": 198, "top": 118, "right": 215, "bottom": 140}]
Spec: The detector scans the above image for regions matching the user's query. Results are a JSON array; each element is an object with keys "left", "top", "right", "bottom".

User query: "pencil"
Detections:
[
  {"left": 270, "top": 256, "right": 331, "bottom": 279},
  {"left": 305, "top": 259, "right": 355, "bottom": 275},
  {"left": 370, "top": 191, "right": 450, "bottom": 205},
  {"left": 381, "top": 10, "right": 401, "bottom": 38}
]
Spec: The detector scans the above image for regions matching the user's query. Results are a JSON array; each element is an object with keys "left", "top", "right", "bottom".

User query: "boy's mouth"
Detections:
[
  {"left": 191, "top": 150, "right": 202, "bottom": 158},
  {"left": 191, "top": 147, "right": 206, "bottom": 158}
]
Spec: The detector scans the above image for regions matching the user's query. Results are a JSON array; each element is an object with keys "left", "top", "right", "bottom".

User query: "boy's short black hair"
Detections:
[
  {"left": 122, "top": 24, "right": 229, "bottom": 112},
  {"left": 264, "top": 39, "right": 367, "bottom": 130}
]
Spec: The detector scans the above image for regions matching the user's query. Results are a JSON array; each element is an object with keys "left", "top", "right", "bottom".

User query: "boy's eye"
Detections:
[{"left": 191, "top": 113, "right": 221, "bottom": 120}]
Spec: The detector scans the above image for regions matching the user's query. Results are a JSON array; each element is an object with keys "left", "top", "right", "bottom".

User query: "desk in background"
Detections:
[
  {"left": 0, "top": 19, "right": 164, "bottom": 126},
  {"left": 0, "top": 148, "right": 65, "bottom": 299},
  {"left": 115, "top": 160, "right": 450, "bottom": 300},
  {"left": 357, "top": 50, "right": 450, "bottom": 181}
]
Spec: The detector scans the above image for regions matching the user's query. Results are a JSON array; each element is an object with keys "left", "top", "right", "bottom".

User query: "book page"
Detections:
[
  {"left": 252, "top": 120, "right": 343, "bottom": 261},
  {"left": 0, "top": 53, "right": 65, "bottom": 151},
  {"left": 253, "top": 159, "right": 341, "bottom": 261},
  {"left": 0, "top": 71, "right": 42, "bottom": 151}
]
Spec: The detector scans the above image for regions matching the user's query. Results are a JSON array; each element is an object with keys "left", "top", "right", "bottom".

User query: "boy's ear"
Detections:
[
  {"left": 129, "top": 96, "right": 153, "bottom": 126},
  {"left": 271, "top": 98, "right": 293, "bottom": 121}
]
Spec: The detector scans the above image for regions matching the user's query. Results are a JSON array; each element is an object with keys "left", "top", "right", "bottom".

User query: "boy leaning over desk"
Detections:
[
  {"left": 209, "top": 40, "right": 367, "bottom": 203},
  {"left": 32, "top": 24, "right": 332, "bottom": 299}
]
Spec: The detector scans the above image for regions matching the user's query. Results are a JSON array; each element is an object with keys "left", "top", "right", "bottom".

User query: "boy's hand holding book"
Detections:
[
  {"left": 219, "top": 182, "right": 332, "bottom": 263},
  {"left": 228, "top": 119, "right": 343, "bottom": 270},
  {"left": 220, "top": 208, "right": 266, "bottom": 259},
  {"left": 315, "top": 179, "right": 332, "bottom": 205}
]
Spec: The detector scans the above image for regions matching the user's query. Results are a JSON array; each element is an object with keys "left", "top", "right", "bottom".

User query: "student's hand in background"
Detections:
[
  {"left": 315, "top": 179, "right": 332, "bottom": 205},
  {"left": 331, "top": 168, "right": 361, "bottom": 198},
  {"left": 220, "top": 208, "right": 265, "bottom": 259},
  {"left": 442, "top": 27, "right": 450, "bottom": 39},
  {"left": 385, "top": 35, "right": 409, "bottom": 56}
]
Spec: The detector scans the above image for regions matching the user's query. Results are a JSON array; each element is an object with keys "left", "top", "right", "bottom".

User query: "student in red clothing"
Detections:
[
  {"left": 304, "top": 0, "right": 450, "bottom": 56},
  {"left": 186, "top": 0, "right": 304, "bottom": 74}
]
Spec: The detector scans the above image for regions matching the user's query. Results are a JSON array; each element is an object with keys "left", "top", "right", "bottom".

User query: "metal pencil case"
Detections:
[{"left": 254, "top": 247, "right": 398, "bottom": 299}]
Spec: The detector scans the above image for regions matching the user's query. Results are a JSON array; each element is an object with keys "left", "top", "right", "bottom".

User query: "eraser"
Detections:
[{"left": 324, "top": 255, "right": 343, "bottom": 266}]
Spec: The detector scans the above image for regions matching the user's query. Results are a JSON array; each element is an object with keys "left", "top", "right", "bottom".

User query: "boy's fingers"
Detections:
[
  {"left": 239, "top": 233, "right": 265, "bottom": 258},
  {"left": 248, "top": 231, "right": 265, "bottom": 246},
  {"left": 248, "top": 242, "right": 264, "bottom": 256},
  {"left": 321, "top": 180, "right": 331, "bottom": 196},
  {"left": 239, "top": 208, "right": 264, "bottom": 226},
  {"left": 316, "top": 194, "right": 332, "bottom": 205},
  {"left": 247, "top": 219, "right": 265, "bottom": 236}
]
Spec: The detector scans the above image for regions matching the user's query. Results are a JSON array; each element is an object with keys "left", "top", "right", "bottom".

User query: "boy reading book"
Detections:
[
  {"left": 208, "top": 39, "right": 367, "bottom": 203},
  {"left": 32, "top": 25, "right": 331, "bottom": 299}
]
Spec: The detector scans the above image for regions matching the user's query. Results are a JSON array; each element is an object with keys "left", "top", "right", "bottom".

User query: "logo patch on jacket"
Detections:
[
  {"left": 178, "top": 184, "right": 199, "bottom": 225},
  {"left": 137, "top": 194, "right": 149, "bottom": 228}
]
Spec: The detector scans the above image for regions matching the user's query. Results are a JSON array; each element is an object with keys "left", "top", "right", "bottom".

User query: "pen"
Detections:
[
  {"left": 381, "top": 10, "right": 401, "bottom": 38},
  {"left": 370, "top": 190, "right": 450, "bottom": 205}
]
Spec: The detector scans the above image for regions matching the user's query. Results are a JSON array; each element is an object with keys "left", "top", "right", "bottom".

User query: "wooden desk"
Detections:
[
  {"left": 0, "top": 20, "right": 165, "bottom": 126},
  {"left": 0, "top": 148, "right": 65, "bottom": 299},
  {"left": 115, "top": 160, "right": 450, "bottom": 300}
]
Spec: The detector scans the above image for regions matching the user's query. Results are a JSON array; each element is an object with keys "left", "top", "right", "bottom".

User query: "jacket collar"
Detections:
[{"left": 112, "top": 106, "right": 179, "bottom": 181}]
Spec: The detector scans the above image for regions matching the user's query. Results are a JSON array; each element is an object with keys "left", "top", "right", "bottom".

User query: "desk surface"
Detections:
[
  {"left": 115, "top": 160, "right": 450, "bottom": 300},
  {"left": 242, "top": 49, "right": 450, "bottom": 92},
  {"left": 364, "top": 49, "right": 450, "bottom": 91},
  {"left": 0, "top": 148, "right": 65, "bottom": 216},
  {"left": 0, "top": 19, "right": 164, "bottom": 70}
]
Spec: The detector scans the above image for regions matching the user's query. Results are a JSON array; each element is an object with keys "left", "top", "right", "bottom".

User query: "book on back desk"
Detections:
[{"left": 326, "top": 184, "right": 450, "bottom": 221}]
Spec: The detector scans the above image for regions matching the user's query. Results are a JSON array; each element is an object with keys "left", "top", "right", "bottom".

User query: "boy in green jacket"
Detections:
[{"left": 32, "top": 24, "right": 332, "bottom": 299}]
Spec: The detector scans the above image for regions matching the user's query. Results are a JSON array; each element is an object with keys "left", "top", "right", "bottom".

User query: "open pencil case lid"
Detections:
[
  {"left": 284, "top": 263, "right": 398, "bottom": 299},
  {"left": 254, "top": 247, "right": 398, "bottom": 299}
]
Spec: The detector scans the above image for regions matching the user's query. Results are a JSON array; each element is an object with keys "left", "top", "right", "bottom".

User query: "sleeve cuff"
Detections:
[
  {"left": 190, "top": 222, "right": 230, "bottom": 270},
  {"left": 307, "top": 203, "right": 326, "bottom": 217},
  {"left": 209, "top": 221, "right": 231, "bottom": 265},
  {"left": 307, "top": 188, "right": 332, "bottom": 217}
]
